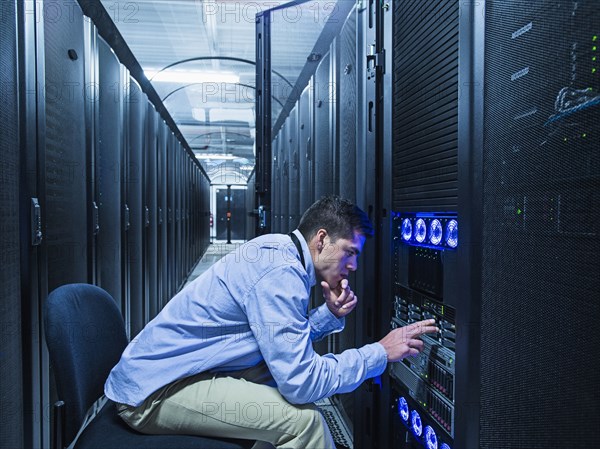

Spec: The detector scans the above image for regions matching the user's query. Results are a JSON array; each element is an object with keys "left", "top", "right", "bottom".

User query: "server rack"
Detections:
[
  {"left": 386, "top": 1, "right": 600, "bottom": 449},
  {"left": 1, "top": 1, "right": 213, "bottom": 446}
]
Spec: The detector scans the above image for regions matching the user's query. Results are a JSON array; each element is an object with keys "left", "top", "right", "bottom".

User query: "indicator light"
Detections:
[
  {"left": 401, "top": 218, "right": 413, "bottom": 241},
  {"left": 445, "top": 219, "right": 458, "bottom": 248},
  {"left": 411, "top": 410, "right": 423, "bottom": 437},
  {"left": 415, "top": 219, "right": 427, "bottom": 243},
  {"left": 430, "top": 219, "right": 442, "bottom": 245},
  {"left": 398, "top": 397, "right": 409, "bottom": 422},
  {"left": 425, "top": 426, "right": 438, "bottom": 449}
]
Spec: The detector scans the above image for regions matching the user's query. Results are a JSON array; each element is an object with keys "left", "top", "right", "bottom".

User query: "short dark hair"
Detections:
[{"left": 297, "top": 195, "right": 374, "bottom": 242}]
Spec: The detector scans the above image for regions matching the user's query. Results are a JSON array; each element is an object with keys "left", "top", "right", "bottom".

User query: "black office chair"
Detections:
[{"left": 44, "top": 283, "right": 255, "bottom": 449}]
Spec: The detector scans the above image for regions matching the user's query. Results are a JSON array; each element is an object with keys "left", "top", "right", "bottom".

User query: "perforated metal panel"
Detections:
[
  {"left": 96, "top": 37, "right": 124, "bottom": 307},
  {"left": 481, "top": 1, "right": 600, "bottom": 447},
  {"left": 392, "top": 0, "right": 459, "bottom": 211},
  {"left": 314, "top": 52, "right": 334, "bottom": 200},
  {"left": 0, "top": 2, "right": 23, "bottom": 447},
  {"left": 44, "top": 1, "right": 89, "bottom": 291},
  {"left": 127, "top": 78, "right": 146, "bottom": 336},
  {"left": 338, "top": 10, "right": 357, "bottom": 203}
]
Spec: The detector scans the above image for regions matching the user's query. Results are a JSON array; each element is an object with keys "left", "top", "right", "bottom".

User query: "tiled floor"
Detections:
[{"left": 184, "top": 241, "right": 244, "bottom": 286}]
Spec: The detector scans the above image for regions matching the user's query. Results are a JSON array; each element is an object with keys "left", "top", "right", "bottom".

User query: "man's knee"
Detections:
[{"left": 284, "top": 403, "right": 327, "bottom": 434}]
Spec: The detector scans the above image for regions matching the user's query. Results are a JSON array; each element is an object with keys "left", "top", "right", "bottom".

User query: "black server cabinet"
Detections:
[
  {"left": 1, "top": 1, "right": 23, "bottom": 447},
  {"left": 169, "top": 132, "right": 176, "bottom": 295},
  {"left": 272, "top": 132, "right": 281, "bottom": 233},
  {"left": 298, "top": 84, "right": 313, "bottom": 214},
  {"left": 338, "top": 9, "right": 358, "bottom": 204},
  {"left": 388, "top": 1, "right": 460, "bottom": 449},
  {"left": 158, "top": 119, "right": 169, "bottom": 308},
  {"left": 144, "top": 102, "right": 159, "bottom": 321},
  {"left": 280, "top": 122, "right": 290, "bottom": 233},
  {"left": 479, "top": 1, "right": 600, "bottom": 447},
  {"left": 288, "top": 106, "right": 300, "bottom": 231},
  {"left": 44, "top": 0, "right": 90, "bottom": 293},
  {"left": 313, "top": 53, "right": 334, "bottom": 200},
  {"left": 96, "top": 38, "right": 125, "bottom": 314},
  {"left": 126, "top": 77, "right": 146, "bottom": 337},
  {"left": 387, "top": 1, "right": 600, "bottom": 449}
]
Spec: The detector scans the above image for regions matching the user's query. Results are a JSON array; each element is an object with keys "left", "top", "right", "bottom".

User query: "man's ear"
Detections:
[{"left": 315, "top": 229, "right": 328, "bottom": 251}]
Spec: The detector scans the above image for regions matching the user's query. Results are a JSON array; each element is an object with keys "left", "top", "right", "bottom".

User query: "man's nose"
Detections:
[{"left": 347, "top": 257, "right": 358, "bottom": 271}]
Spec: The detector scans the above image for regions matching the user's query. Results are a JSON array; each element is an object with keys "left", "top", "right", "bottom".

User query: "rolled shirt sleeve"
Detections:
[
  {"left": 308, "top": 303, "right": 345, "bottom": 342},
  {"left": 243, "top": 264, "right": 388, "bottom": 405}
]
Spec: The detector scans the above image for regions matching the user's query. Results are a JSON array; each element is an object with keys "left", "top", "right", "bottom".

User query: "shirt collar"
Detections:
[{"left": 292, "top": 229, "right": 316, "bottom": 287}]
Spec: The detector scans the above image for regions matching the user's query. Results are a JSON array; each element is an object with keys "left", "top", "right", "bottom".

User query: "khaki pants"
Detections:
[{"left": 116, "top": 364, "right": 335, "bottom": 449}]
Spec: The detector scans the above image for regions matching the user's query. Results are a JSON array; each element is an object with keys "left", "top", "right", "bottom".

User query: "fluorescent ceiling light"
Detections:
[
  {"left": 145, "top": 70, "right": 240, "bottom": 84},
  {"left": 195, "top": 154, "right": 237, "bottom": 160}
]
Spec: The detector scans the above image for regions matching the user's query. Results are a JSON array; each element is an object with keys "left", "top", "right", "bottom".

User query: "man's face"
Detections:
[{"left": 313, "top": 230, "right": 366, "bottom": 292}]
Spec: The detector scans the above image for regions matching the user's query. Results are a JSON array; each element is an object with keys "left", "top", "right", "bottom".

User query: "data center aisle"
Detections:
[{"left": 184, "top": 242, "right": 241, "bottom": 286}]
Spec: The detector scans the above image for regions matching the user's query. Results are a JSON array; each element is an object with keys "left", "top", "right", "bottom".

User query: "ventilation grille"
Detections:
[
  {"left": 481, "top": 1, "right": 600, "bottom": 447},
  {"left": 44, "top": 4, "right": 88, "bottom": 291},
  {"left": 392, "top": 0, "right": 459, "bottom": 211},
  {"left": 0, "top": 1, "right": 23, "bottom": 447}
]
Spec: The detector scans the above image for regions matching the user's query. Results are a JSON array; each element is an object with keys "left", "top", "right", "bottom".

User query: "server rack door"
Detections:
[
  {"left": 388, "top": 2, "right": 460, "bottom": 449},
  {"left": 331, "top": 6, "right": 360, "bottom": 430},
  {"left": 43, "top": 0, "right": 89, "bottom": 293},
  {"left": 19, "top": 2, "right": 51, "bottom": 446},
  {"left": 479, "top": 2, "right": 600, "bottom": 447},
  {"left": 337, "top": 10, "right": 357, "bottom": 204},
  {"left": 42, "top": 2, "right": 89, "bottom": 446},
  {"left": 271, "top": 132, "right": 281, "bottom": 233},
  {"left": 1, "top": 2, "right": 23, "bottom": 446},
  {"left": 298, "top": 84, "right": 313, "bottom": 213},
  {"left": 280, "top": 122, "right": 290, "bottom": 233},
  {"left": 96, "top": 38, "right": 124, "bottom": 312},
  {"left": 167, "top": 132, "right": 176, "bottom": 296},
  {"left": 144, "top": 103, "right": 159, "bottom": 321},
  {"left": 83, "top": 21, "right": 99, "bottom": 284},
  {"left": 121, "top": 65, "right": 131, "bottom": 334},
  {"left": 287, "top": 107, "right": 300, "bottom": 230},
  {"left": 314, "top": 52, "right": 334, "bottom": 200},
  {"left": 126, "top": 77, "right": 146, "bottom": 337},
  {"left": 158, "top": 120, "right": 169, "bottom": 308}
]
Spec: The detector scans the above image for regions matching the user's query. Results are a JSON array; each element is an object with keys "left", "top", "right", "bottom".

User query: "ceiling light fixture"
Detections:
[
  {"left": 194, "top": 154, "right": 237, "bottom": 160},
  {"left": 145, "top": 70, "right": 240, "bottom": 84}
]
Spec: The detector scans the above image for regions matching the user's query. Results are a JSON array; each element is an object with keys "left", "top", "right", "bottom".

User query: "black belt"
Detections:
[{"left": 289, "top": 232, "right": 306, "bottom": 270}]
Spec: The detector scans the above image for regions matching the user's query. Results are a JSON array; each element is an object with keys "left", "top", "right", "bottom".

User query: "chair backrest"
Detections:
[{"left": 44, "top": 284, "right": 129, "bottom": 444}]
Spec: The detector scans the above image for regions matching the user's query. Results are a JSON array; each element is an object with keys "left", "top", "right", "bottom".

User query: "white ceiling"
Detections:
[{"left": 100, "top": 0, "right": 336, "bottom": 183}]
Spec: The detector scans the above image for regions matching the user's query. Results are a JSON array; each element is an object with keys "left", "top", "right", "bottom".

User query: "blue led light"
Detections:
[
  {"left": 424, "top": 426, "right": 438, "bottom": 449},
  {"left": 440, "top": 443, "right": 451, "bottom": 449},
  {"left": 410, "top": 410, "right": 423, "bottom": 436},
  {"left": 446, "top": 219, "right": 458, "bottom": 248},
  {"left": 429, "top": 219, "right": 442, "bottom": 246},
  {"left": 398, "top": 397, "right": 409, "bottom": 422},
  {"left": 415, "top": 219, "right": 427, "bottom": 243},
  {"left": 401, "top": 219, "right": 412, "bottom": 242}
]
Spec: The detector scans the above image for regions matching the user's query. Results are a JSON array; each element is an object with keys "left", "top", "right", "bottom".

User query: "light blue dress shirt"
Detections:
[{"left": 104, "top": 230, "right": 388, "bottom": 406}]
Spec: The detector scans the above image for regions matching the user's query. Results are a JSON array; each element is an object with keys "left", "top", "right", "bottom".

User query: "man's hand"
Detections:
[
  {"left": 321, "top": 279, "right": 357, "bottom": 318},
  {"left": 378, "top": 319, "right": 439, "bottom": 362}
]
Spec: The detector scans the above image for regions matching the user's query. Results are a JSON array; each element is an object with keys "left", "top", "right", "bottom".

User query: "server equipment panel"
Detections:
[{"left": 389, "top": 213, "right": 457, "bottom": 449}]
